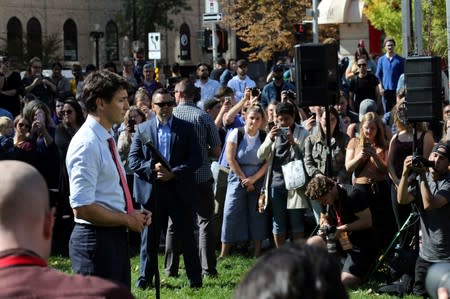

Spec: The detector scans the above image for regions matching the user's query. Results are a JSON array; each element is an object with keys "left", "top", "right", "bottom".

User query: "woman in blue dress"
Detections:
[{"left": 220, "top": 104, "right": 269, "bottom": 258}]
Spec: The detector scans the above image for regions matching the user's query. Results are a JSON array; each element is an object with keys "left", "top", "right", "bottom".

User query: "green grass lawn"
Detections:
[{"left": 49, "top": 253, "right": 422, "bottom": 299}]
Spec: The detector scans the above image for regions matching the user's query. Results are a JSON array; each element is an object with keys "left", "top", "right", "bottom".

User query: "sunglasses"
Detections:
[
  {"left": 153, "top": 101, "right": 175, "bottom": 108},
  {"left": 358, "top": 64, "right": 367, "bottom": 67},
  {"left": 18, "top": 123, "right": 30, "bottom": 129},
  {"left": 62, "top": 110, "right": 73, "bottom": 115}
]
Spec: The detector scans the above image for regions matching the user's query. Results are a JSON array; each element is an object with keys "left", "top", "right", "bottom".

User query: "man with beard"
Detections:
[
  {"left": 194, "top": 63, "right": 221, "bottom": 110},
  {"left": 227, "top": 59, "right": 256, "bottom": 102},
  {"left": 261, "top": 64, "right": 294, "bottom": 108},
  {"left": 397, "top": 142, "right": 450, "bottom": 297},
  {"left": 348, "top": 58, "right": 380, "bottom": 113}
]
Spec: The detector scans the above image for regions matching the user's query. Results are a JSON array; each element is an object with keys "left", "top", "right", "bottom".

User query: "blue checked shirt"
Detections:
[{"left": 173, "top": 102, "right": 222, "bottom": 183}]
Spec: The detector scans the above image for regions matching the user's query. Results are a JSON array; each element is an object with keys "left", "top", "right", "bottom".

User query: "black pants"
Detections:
[
  {"left": 413, "top": 256, "right": 433, "bottom": 297},
  {"left": 69, "top": 223, "right": 131, "bottom": 289},
  {"left": 354, "top": 180, "right": 396, "bottom": 252}
]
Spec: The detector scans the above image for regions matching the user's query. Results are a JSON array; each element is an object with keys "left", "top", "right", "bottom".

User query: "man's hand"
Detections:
[
  {"left": 126, "top": 210, "right": 149, "bottom": 232},
  {"left": 402, "top": 155, "right": 414, "bottom": 176},
  {"left": 141, "top": 209, "right": 152, "bottom": 226},
  {"left": 154, "top": 162, "right": 175, "bottom": 181},
  {"left": 303, "top": 115, "right": 316, "bottom": 131}
]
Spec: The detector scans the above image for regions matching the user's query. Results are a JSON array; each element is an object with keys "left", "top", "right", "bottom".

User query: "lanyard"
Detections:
[{"left": 0, "top": 254, "right": 47, "bottom": 268}]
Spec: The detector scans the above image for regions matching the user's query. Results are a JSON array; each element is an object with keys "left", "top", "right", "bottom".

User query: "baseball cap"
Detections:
[
  {"left": 431, "top": 142, "right": 450, "bottom": 160},
  {"left": 273, "top": 64, "right": 285, "bottom": 72},
  {"left": 359, "top": 99, "right": 377, "bottom": 122}
]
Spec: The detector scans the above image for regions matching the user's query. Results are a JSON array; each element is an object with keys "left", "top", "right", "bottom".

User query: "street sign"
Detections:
[
  {"left": 205, "top": 0, "right": 219, "bottom": 14},
  {"left": 203, "top": 13, "right": 222, "bottom": 23},
  {"left": 148, "top": 32, "right": 161, "bottom": 60}
]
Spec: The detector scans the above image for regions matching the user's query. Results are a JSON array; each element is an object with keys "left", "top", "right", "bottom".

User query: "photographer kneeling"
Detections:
[
  {"left": 397, "top": 142, "right": 450, "bottom": 297},
  {"left": 305, "top": 176, "right": 377, "bottom": 288}
]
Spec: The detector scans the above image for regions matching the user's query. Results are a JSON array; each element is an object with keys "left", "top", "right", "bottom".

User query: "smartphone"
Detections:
[
  {"left": 279, "top": 127, "right": 289, "bottom": 136},
  {"left": 311, "top": 113, "right": 316, "bottom": 119}
]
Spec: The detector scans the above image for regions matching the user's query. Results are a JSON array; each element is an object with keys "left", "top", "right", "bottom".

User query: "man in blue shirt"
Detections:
[
  {"left": 129, "top": 88, "right": 203, "bottom": 289},
  {"left": 375, "top": 37, "right": 404, "bottom": 114},
  {"left": 66, "top": 71, "right": 151, "bottom": 289},
  {"left": 261, "top": 64, "right": 295, "bottom": 108}
]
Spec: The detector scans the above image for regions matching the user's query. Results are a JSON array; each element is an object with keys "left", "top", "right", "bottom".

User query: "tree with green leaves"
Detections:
[
  {"left": 364, "top": 0, "right": 448, "bottom": 58},
  {"left": 119, "top": 0, "right": 191, "bottom": 45}
]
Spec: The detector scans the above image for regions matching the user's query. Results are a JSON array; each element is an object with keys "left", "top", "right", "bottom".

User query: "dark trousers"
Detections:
[
  {"left": 354, "top": 180, "right": 396, "bottom": 251},
  {"left": 164, "top": 179, "right": 217, "bottom": 275},
  {"left": 413, "top": 256, "right": 433, "bottom": 297},
  {"left": 69, "top": 223, "right": 131, "bottom": 289},
  {"left": 382, "top": 89, "right": 397, "bottom": 114},
  {"left": 138, "top": 183, "right": 202, "bottom": 285}
]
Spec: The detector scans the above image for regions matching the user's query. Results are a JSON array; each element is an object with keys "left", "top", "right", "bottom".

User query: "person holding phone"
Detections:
[
  {"left": 304, "top": 107, "right": 350, "bottom": 223},
  {"left": 118, "top": 106, "right": 146, "bottom": 207},
  {"left": 22, "top": 100, "right": 59, "bottom": 190},
  {"left": 257, "top": 102, "right": 310, "bottom": 248},
  {"left": 22, "top": 57, "right": 55, "bottom": 108},
  {"left": 345, "top": 112, "right": 395, "bottom": 252}
]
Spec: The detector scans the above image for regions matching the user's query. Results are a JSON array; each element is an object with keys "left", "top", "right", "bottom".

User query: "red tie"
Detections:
[{"left": 107, "top": 137, "right": 134, "bottom": 214}]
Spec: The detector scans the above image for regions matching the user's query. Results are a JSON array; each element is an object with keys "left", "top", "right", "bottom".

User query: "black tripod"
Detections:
[{"left": 367, "top": 205, "right": 420, "bottom": 281}]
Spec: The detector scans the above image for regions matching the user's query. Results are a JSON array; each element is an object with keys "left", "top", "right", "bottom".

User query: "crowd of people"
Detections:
[{"left": 0, "top": 36, "right": 449, "bottom": 298}]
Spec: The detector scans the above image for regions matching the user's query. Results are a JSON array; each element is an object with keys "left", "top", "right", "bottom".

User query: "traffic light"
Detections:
[
  {"left": 293, "top": 22, "right": 312, "bottom": 43},
  {"left": 202, "top": 28, "right": 228, "bottom": 53}
]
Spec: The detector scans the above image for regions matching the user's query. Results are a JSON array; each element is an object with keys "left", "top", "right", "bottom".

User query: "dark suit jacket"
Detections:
[{"left": 128, "top": 116, "right": 201, "bottom": 206}]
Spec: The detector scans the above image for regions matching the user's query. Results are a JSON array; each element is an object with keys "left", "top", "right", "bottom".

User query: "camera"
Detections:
[
  {"left": 412, "top": 154, "right": 434, "bottom": 169},
  {"left": 285, "top": 90, "right": 296, "bottom": 99},
  {"left": 426, "top": 263, "right": 450, "bottom": 299},
  {"left": 251, "top": 87, "right": 260, "bottom": 97},
  {"left": 128, "top": 119, "right": 136, "bottom": 133},
  {"left": 318, "top": 226, "right": 337, "bottom": 254}
]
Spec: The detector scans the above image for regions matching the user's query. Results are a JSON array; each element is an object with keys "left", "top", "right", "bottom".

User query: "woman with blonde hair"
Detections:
[{"left": 345, "top": 112, "right": 395, "bottom": 251}]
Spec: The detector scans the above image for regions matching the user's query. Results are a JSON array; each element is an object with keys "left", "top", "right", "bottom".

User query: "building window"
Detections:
[
  {"left": 105, "top": 21, "right": 118, "bottom": 61},
  {"left": 27, "top": 17, "right": 42, "bottom": 59},
  {"left": 6, "top": 17, "right": 23, "bottom": 64},
  {"left": 63, "top": 19, "right": 78, "bottom": 61}
]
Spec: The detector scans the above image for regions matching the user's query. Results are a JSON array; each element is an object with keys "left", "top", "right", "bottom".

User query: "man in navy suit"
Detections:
[{"left": 128, "top": 88, "right": 203, "bottom": 289}]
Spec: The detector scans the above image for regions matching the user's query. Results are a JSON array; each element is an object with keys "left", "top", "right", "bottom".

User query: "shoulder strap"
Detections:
[
  {"left": 237, "top": 127, "right": 245, "bottom": 147},
  {"left": 259, "top": 130, "right": 267, "bottom": 144}
]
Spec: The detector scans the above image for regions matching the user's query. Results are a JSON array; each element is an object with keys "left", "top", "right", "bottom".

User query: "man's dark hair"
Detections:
[
  {"left": 276, "top": 102, "right": 296, "bottom": 117},
  {"left": 384, "top": 37, "right": 396, "bottom": 46},
  {"left": 203, "top": 98, "right": 220, "bottom": 111},
  {"left": 305, "top": 176, "right": 335, "bottom": 201},
  {"left": 217, "top": 58, "right": 226, "bottom": 66},
  {"left": 52, "top": 62, "right": 62, "bottom": 69},
  {"left": 233, "top": 241, "right": 348, "bottom": 299},
  {"left": 85, "top": 64, "right": 97, "bottom": 74},
  {"left": 196, "top": 63, "right": 209, "bottom": 70},
  {"left": 151, "top": 88, "right": 171, "bottom": 102},
  {"left": 171, "top": 62, "right": 180, "bottom": 74},
  {"left": 176, "top": 79, "right": 200, "bottom": 102},
  {"left": 82, "top": 71, "right": 130, "bottom": 113}
]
